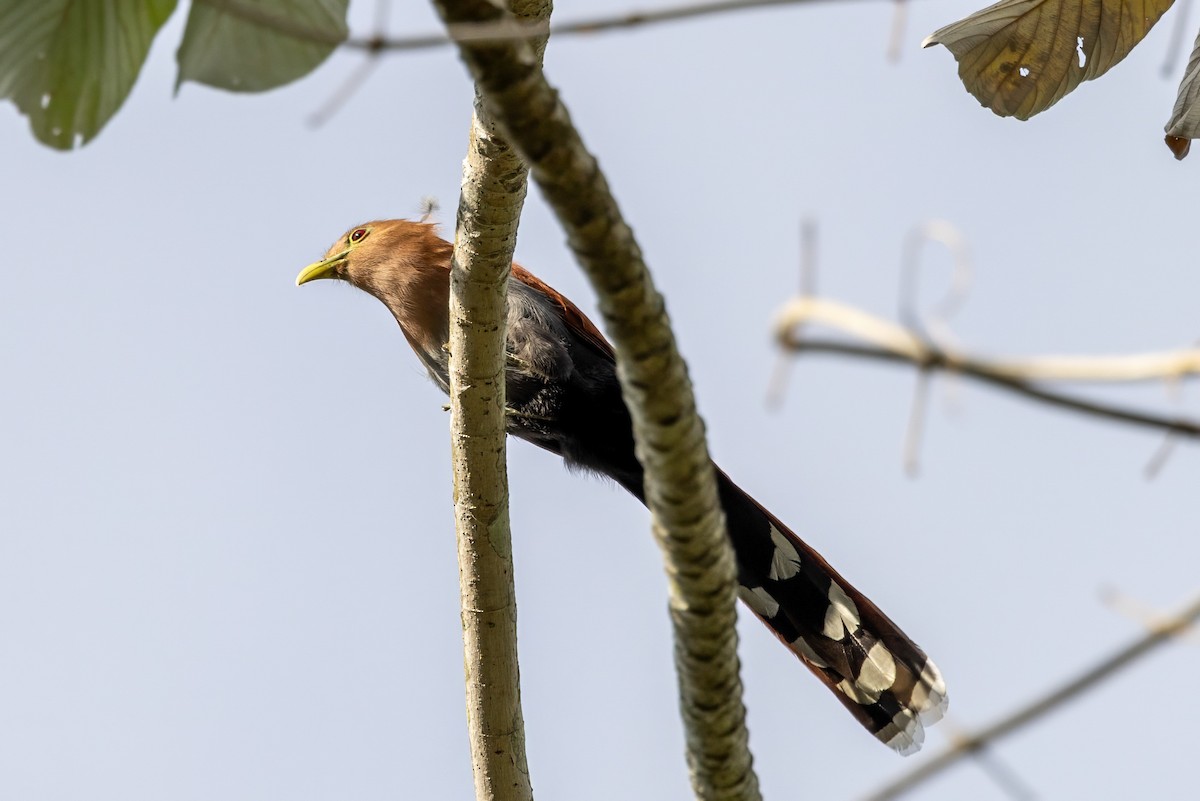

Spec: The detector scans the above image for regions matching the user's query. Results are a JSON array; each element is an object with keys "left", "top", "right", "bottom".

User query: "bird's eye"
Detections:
[{"left": 349, "top": 228, "right": 369, "bottom": 243}]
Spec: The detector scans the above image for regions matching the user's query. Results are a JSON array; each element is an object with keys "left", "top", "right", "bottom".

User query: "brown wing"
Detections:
[{"left": 513, "top": 264, "right": 615, "bottom": 361}]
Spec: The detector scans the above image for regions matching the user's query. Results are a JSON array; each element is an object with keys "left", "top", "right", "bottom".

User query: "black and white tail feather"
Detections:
[{"left": 717, "top": 469, "right": 948, "bottom": 754}]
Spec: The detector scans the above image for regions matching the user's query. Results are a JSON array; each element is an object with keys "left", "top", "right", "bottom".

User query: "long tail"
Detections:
[
  {"left": 560, "top": 413, "right": 948, "bottom": 753},
  {"left": 715, "top": 468, "right": 947, "bottom": 754}
]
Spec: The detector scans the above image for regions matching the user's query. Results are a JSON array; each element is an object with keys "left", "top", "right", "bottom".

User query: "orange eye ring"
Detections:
[{"left": 350, "top": 228, "right": 368, "bottom": 243}]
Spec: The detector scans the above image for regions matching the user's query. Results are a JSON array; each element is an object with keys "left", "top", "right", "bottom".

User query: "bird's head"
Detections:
[
  {"left": 295, "top": 219, "right": 452, "bottom": 297},
  {"left": 296, "top": 218, "right": 456, "bottom": 360}
]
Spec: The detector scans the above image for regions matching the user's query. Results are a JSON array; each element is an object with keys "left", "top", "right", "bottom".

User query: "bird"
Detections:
[{"left": 296, "top": 218, "right": 947, "bottom": 754}]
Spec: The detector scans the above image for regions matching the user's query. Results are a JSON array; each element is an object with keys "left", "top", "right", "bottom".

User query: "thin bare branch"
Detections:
[
  {"left": 799, "top": 217, "right": 819, "bottom": 296},
  {"left": 1160, "top": 0, "right": 1194, "bottom": 77},
  {"left": 1144, "top": 365, "right": 1191, "bottom": 477},
  {"left": 898, "top": 220, "right": 971, "bottom": 347},
  {"left": 790, "top": 338, "right": 1200, "bottom": 439},
  {"left": 432, "top": 1, "right": 760, "bottom": 798},
  {"left": 307, "top": 56, "right": 381, "bottom": 127},
  {"left": 1100, "top": 587, "right": 1200, "bottom": 644},
  {"left": 860, "top": 594, "right": 1200, "bottom": 801},
  {"left": 902, "top": 369, "right": 931, "bottom": 476},
  {"left": 307, "top": 0, "right": 391, "bottom": 126},
  {"left": 765, "top": 219, "right": 818, "bottom": 409},
  {"left": 775, "top": 298, "right": 1200, "bottom": 440},
  {"left": 1143, "top": 433, "right": 1180, "bottom": 477},
  {"left": 197, "top": 0, "right": 825, "bottom": 53},
  {"left": 885, "top": 0, "right": 908, "bottom": 62}
]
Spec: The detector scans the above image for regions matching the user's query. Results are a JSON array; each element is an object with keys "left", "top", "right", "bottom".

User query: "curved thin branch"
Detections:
[
  {"left": 446, "top": 3, "right": 550, "bottom": 800},
  {"left": 196, "top": 0, "right": 823, "bottom": 52},
  {"left": 792, "top": 340, "right": 1200, "bottom": 439},
  {"left": 778, "top": 297, "right": 1200, "bottom": 382},
  {"left": 775, "top": 298, "right": 1200, "bottom": 440},
  {"left": 432, "top": 1, "right": 760, "bottom": 799},
  {"left": 860, "top": 594, "right": 1200, "bottom": 801}
]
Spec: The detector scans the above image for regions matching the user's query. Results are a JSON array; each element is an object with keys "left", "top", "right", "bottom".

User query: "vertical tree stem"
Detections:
[{"left": 447, "top": 3, "right": 551, "bottom": 800}]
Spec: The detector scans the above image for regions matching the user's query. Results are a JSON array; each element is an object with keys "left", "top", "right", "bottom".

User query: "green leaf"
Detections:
[
  {"left": 0, "top": 0, "right": 177, "bottom": 150},
  {"left": 176, "top": 0, "right": 348, "bottom": 93},
  {"left": 923, "top": 0, "right": 1175, "bottom": 120},
  {"left": 1164, "top": 29, "right": 1200, "bottom": 160}
]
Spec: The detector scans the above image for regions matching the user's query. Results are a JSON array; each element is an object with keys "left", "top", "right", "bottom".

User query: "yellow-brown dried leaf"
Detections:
[{"left": 924, "top": 0, "right": 1175, "bottom": 119}]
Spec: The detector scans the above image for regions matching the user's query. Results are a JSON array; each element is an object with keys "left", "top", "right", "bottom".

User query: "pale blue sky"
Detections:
[{"left": 2, "top": 2, "right": 1197, "bottom": 800}]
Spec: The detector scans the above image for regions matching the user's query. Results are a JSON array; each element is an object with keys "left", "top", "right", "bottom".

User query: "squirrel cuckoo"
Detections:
[{"left": 297, "top": 219, "right": 947, "bottom": 754}]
